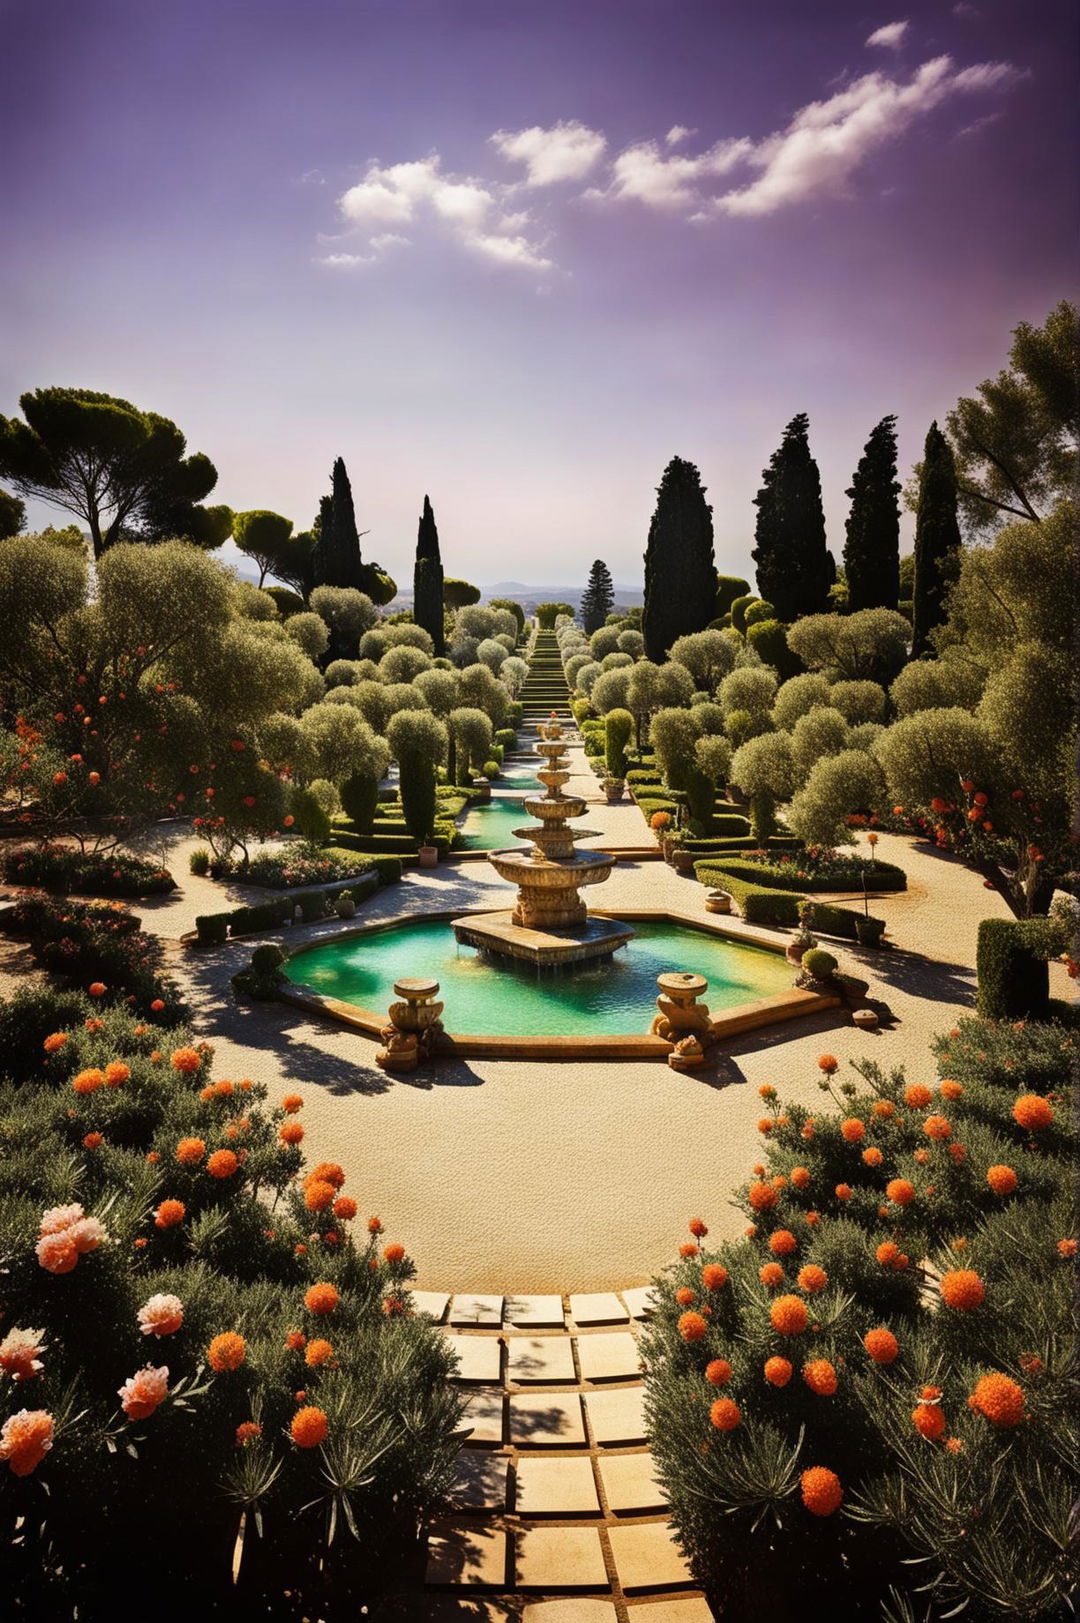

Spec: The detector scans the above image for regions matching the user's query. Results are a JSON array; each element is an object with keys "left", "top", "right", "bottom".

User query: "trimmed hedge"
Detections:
[
  {"left": 194, "top": 871, "right": 382, "bottom": 945},
  {"left": 693, "top": 864, "right": 882, "bottom": 937},
  {"left": 711, "top": 856, "right": 906, "bottom": 894},
  {"left": 801, "top": 899, "right": 885, "bottom": 941},
  {"left": 976, "top": 916, "right": 1062, "bottom": 1020}
]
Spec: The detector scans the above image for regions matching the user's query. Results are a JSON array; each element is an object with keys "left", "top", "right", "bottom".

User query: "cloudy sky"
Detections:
[{"left": 2, "top": 0, "right": 1075, "bottom": 589}]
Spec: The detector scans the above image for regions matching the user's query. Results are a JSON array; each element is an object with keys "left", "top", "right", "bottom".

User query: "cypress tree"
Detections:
[
  {"left": 642, "top": 458, "right": 716, "bottom": 662},
  {"left": 751, "top": 414, "right": 834, "bottom": 622},
  {"left": 414, "top": 495, "right": 445, "bottom": 655},
  {"left": 843, "top": 415, "right": 900, "bottom": 611},
  {"left": 911, "top": 421, "right": 962, "bottom": 656},
  {"left": 580, "top": 559, "right": 615, "bottom": 634},
  {"left": 312, "top": 457, "right": 365, "bottom": 590}
]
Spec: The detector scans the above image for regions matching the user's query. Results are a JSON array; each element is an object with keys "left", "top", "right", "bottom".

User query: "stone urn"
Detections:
[
  {"left": 668, "top": 1034, "right": 707, "bottom": 1072},
  {"left": 603, "top": 778, "right": 625, "bottom": 804},
  {"left": 704, "top": 889, "right": 732, "bottom": 915},
  {"left": 650, "top": 971, "right": 713, "bottom": 1044},
  {"left": 417, "top": 844, "right": 439, "bottom": 868},
  {"left": 672, "top": 848, "right": 698, "bottom": 876},
  {"left": 855, "top": 916, "right": 885, "bottom": 948},
  {"left": 376, "top": 977, "right": 445, "bottom": 1072},
  {"left": 471, "top": 776, "right": 492, "bottom": 805}
]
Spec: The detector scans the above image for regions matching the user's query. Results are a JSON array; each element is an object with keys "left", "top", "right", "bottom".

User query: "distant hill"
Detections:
[{"left": 482, "top": 581, "right": 642, "bottom": 612}]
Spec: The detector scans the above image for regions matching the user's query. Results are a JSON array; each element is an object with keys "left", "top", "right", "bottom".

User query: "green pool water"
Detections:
[
  {"left": 287, "top": 917, "right": 791, "bottom": 1035},
  {"left": 458, "top": 796, "right": 531, "bottom": 850}
]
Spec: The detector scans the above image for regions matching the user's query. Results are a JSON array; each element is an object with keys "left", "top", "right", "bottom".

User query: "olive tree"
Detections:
[
  {"left": 380, "top": 644, "right": 432, "bottom": 685},
  {"left": 730, "top": 732, "right": 797, "bottom": 843},
  {"left": 788, "top": 749, "right": 886, "bottom": 848},
  {"left": 772, "top": 672, "right": 832, "bottom": 731},
  {"left": 669, "top": 630, "right": 737, "bottom": 691},
  {"left": 827, "top": 680, "right": 887, "bottom": 725},
  {"left": 626, "top": 660, "right": 694, "bottom": 748},
  {"left": 717, "top": 666, "right": 777, "bottom": 721},
  {"left": 890, "top": 657, "right": 985, "bottom": 716},
  {"left": 387, "top": 710, "right": 447, "bottom": 845},
  {"left": 786, "top": 609, "right": 910, "bottom": 681},
  {"left": 449, "top": 707, "right": 493, "bottom": 781},
  {"left": 791, "top": 707, "right": 849, "bottom": 782}
]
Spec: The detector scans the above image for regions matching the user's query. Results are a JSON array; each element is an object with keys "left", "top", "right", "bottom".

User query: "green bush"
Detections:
[
  {"left": 494, "top": 728, "right": 517, "bottom": 749},
  {"left": 802, "top": 946, "right": 838, "bottom": 978},
  {"left": 339, "top": 769, "right": 380, "bottom": 835},
  {"left": 604, "top": 708, "right": 634, "bottom": 779},
  {"left": 482, "top": 759, "right": 501, "bottom": 778},
  {"left": 289, "top": 784, "right": 332, "bottom": 845},
  {"left": 372, "top": 855, "right": 403, "bottom": 884},
  {"left": 297, "top": 889, "right": 328, "bottom": 922},
  {"left": 194, "top": 913, "right": 229, "bottom": 946},
  {"left": 729, "top": 593, "right": 759, "bottom": 634},
  {"left": 188, "top": 847, "right": 211, "bottom": 877},
  {"left": 693, "top": 864, "right": 802, "bottom": 924},
  {"left": 711, "top": 855, "right": 906, "bottom": 895},
  {"left": 976, "top": 916, "right": 1063, "bottom": 1020},
  {"left": 251, "top": 941, "right": 287, "bottom": 975},
  {"left": 799, "top": 900, "right": 883, "bottom": 942},
  {"left": 227, "top": 900, "right": 290, "bottom": 936},
  {"left": 743, "top": 598, "right": 776, "bottom": 627}
]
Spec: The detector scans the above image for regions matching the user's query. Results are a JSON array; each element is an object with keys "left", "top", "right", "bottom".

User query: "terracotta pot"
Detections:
[
  {"left": 417, "top": 845, "right": 439, "bottom": 868},
  {"left": 660, "top": 836, "right": 676, "bottom": 861},
  {"left": 786, "top": 942, "right": 808, "bottom": 966},
  {"left": 673, "top": 848, "right": 697, "bottom": 875},
  {"left": 604, "top": 779, "right": 626, "bottom": 804}
]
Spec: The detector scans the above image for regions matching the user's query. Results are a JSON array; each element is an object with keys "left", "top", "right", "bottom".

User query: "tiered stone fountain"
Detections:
[{"left": 452, "top": 716, "right": 634, "bottom": 967}]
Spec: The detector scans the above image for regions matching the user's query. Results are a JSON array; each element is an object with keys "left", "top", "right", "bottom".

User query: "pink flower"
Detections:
[
  {"left": 0, "top": 1328, "right": 46, "bottom": 1382},
  {"left": 137, "top": 1294, "right": 184, "bottom": 1337},
  {"left": 118, "top": 1365, "right": 170, "bottom": 1421},
  {"left": 36, "top": 1232, "right": 79, "bottom": 1274},
  {"left": 39, "top": 1203, "right": 85, "bottom": 1235},
  {"left": 0, "top": 1409, "right": 54, "bottom": 1476},
  {"left": 68, "top": 1216, "right": 107, "bottom": 1255}
]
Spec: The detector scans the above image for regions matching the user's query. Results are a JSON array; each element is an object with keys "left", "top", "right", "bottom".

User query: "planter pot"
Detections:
[
  {"left": 672, "top": 848, "right": 697, "bottom": 875},
  {"left": 855, "top": 917, "right": 885, "bottom": 948},
  {"left": 660, "top": 836, "right": 676, "bottom": 861},
  {"left": 786, "top": 942, "right": 808, "bottom": 966},
  {"left": 604, "top": 779, "right": 626, "bottom": 804},
  {"left": 705, "top": 889, "right": 732, "bottom": 915},
  {"left": 417, "top": 845, "right": 439, "bottom": 868}
]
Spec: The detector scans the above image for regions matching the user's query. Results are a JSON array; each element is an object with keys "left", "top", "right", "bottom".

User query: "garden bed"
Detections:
[{"left": 1, "top": 845, "right": 176, "bottom": 897}]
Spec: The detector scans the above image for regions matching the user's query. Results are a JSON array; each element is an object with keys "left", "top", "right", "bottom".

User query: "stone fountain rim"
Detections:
[{"left": 276, "top": 905, "right": 843, "bottom": 1059}]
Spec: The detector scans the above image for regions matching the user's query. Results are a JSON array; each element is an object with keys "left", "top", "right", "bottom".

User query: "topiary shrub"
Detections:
[
  {"left": 482, "top": 760, "right": 500, "bottom": 778},
  {"left": 605, "top": 707, "right": 634, "bottom": 779},
  {"left": 802, "top": 947, "right": 838, "bottom": 979},
  {"left": 297, "top": 889, "right": 328, "bottom": 923},
  {"left": 195, "top": 913, "right": 229, "bottom": 947},
  {"left": 976, "top": 917, "right": 1062, "bottom": 1021},
  {"left": 373, "top": 855, "right": 403, "bottom": 884},
  {"left": 251, "top": 942, "right": 288, "bottom": 975},
  {"left": 388, "top": 710, "right": 447, "bottom": 845},
  {"left": 339, "top": 770, "right": 380, "bottom": 835},
  {"left": 289, "top": 785, "right": 332, "bottom": 845}
]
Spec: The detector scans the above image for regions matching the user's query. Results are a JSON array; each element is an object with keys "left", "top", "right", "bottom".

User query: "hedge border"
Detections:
[
  {"left": 194, "top": 867, "right": 390, "bottom": 945},
  {"left": 976, "top": 916, "right": 1062, "bottom": 1020}
]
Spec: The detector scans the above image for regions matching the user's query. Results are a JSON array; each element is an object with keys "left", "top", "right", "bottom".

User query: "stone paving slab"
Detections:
[
  {"left": 576, "top": 1333, "right": 641, "bottom": 1383},
  {"left": 413, "top": 1291, "right": 451, "bottom": 1322},
  {"left": 505, "top": 1294, "right": 565, "bottom": 1327},
  {"left": 509, "top": 1392, "right": 587, "bottom": 1447},
  {"left": 426, "top": 1525, "right": 509, "bottom": 1588},
  {"left": 629, "top": 1599, "right": 713, "bottom": 1621},
  {"left": 450, "top": 1452, "right": 511, "bottom": 1512},
  {"left": 452, "top": 1294, "right": 504, "bottom": 1327},
  {"left": 445, "top": 1334, "right": 503, "bottom": 1384},
  {"left": 598, "top": 1452, "right": 667, "bottom": 1514},
  {"left": 506, "top": 1335, "right": 577, "bottom": 1384},
  {"left": 569, "top": 1292, "right": 629, "bottom": 1325},
  {"left": 515, "top": 1527, "right": 608, "bottom": 1591},
  {"left": 460, "top": 1388, "right": 505, "bottom": 1445},
  {"left": 583, "top": 1386, "right": 647, "bottom": 1445},
  {"left": 514, "top": 1454, "right": 601, "bottom": 1517},
  {"left": 620, "top": 1286, "right": 659, "bottom": 1321},
  {"left": 607, "top": 1523, "right": 693, "bottom": 1593},
  {"left": 522, "top": 1602, "right": 619, "bottom": 1622}
]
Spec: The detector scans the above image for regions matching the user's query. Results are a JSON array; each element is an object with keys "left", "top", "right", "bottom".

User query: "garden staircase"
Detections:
[{"left": 520, "top": 632, "right": 574, "bottom": 732}]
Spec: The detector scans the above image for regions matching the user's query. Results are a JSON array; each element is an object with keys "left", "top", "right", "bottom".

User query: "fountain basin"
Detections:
[{"left": 452, "top": 909, "right": 635, "bottom": 966}]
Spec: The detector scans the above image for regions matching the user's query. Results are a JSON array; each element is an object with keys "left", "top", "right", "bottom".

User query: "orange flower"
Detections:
[
  {"left": 709, "top": 1398, "right": 740, "bottom": 1432},
  {"left": 764, "top": 1355, "right": 792, "bottom": 1387},
  {"left": 803, "top": 1359, "right": 837, "bottom": 1396},
  {"left": 1058, "top": 1239, "right": 1077, "bottom": 1258},
  {"left": 82, "top": 1132, "right": 103, "bottom": 1150},
  {"left": 875, "top": 1241, "right": 900, "bottom": 1266},
  {"left": 305, "top": 1283, "right": 339, "bottom": 1316},
  {"left": 800, "top": 1466, "right": 842, "bottom": 1516},
  {"left": 676, "top": 1287, "right": 695, "bottom": 1306},
  {"left": 986, "top": 1165, "right": 1017, "bottom": 1196},
  {"left": 305, "top": 1338, "right": 334, "bottom": 1368},
  {"left": 863, "top": 1328, "right": 899, "bottom": 1364},
  {"left": 923, "top": 1114, "right": 952, "bottom": 1141},
  {"left": 679, "top": 1243, "right": 699, "bottom": 1258},
  {"left": 307, "top": 1162, "right": 346, "bottom": 1189},
  {"left": 770, "top": 1295, "right": 809, "bottom": 1335},
  {"left": 904, "top": 1084, "right": 932, "bottom": 1108},
  {"left": 840, "top": 1118, "right": 866, "bottom": 1144},
  {"left": 383, "top": 1242, "right": 406, "bottom": 1264},
  {"left": 789, "top": 1167, "right": 810, "bottom": 1190},
  {"left": 940, "top": 1080, "right": 963, "bottom": 1100},
  {"left": 0, "top": 1410, "right": 54, "bottom": 1477},
  {"left": 702, "top": 1264, "right": 728, "bottom": 1291},
  {"left": 948, "top": 1143, "right": 966, "bottom": 1164},
  {"left": 154, "top": 1199, "right": 185, "bottom": 1229},
  {"left": 797, "top": 1265, "right": 827, "bottom": 1294},
  {"left": 688, "top": 1217, "right": 708, "bottom": 1237},
  {"left": 175, "top": 1137, "right": 205, "bottom": 1167},
  {"left": 801, "top": 1122, "right": 815, "bottom": 1141},
  {"left": 805, "top": 1211, "right": 820, "bottom": 1227},
  {"left": 208, "top": 1332, "right": 246, "bottom": 1372},
  {"left": 759, "top": 1262, "right": 785, "bottom": 1288},
  {"left": 1013, "top": 1094, "right": 1053, "bottom": 1130},
  {"left": 43, "top": 1033, "right": 68, "bottom": 1054},
  {"left": 382, "top": 1294, "right": 404, "bottom": 1315},
  {"left": 304, "top": 1180, "right": 337, "bottom": 1212},
  {"left": 367, "top": 1216, "right": 383, "bottom": 1234},
  {"left": 72, "top": 1069, "right": 105, "bottom": 1095},
  {"left": 88, "top": 982, "right": 107, "bottom": 998},
  {"left": 170, "top": 1047, "right": 202, "bottom": 1074},
  {"left": 235, "top": 1422, "right": 262, "bottom": 1446},
  {"left": 945, "top": 1436, "right": 963, "bottom": 1454},
  {"left": 817, "top": 1055, "right": 838, "bottom": 1075},
  {"left": 835, "top": 1183, "right": 853, "bottom": 1201},
  {"left": 748, "top": 1181, "right": 778, "bottom": 1212},
  {"left": 705, "top": 1359, "right": 731, "bottom": 1386},
  {"left": 278, "top": 1121, "right": 304, "bottom": 1146},
  {"left": 886, "top": 1179, "right": 916, "bottom": 1207},
  {"left": 862, "top": 1147, "right": 884, "bottom": 1167},
  {"left": 207, "top": 1148, "right": 238, "bottom": 1179},
  {"left": 282, "top": 1093, "right": 304, "bottom": 1113},
  {"left": 757, "top": 1118, "right": 774, "bottom": 1136},
  {"left": 678, "top": 1312, "right": 708, "bottom": 1343},
  {"left": 913, "top": 1148, "right": 930, "bottom": 1165},
  {"left": 969, "top": 1372, "right": 1025, "bottom": 1427},
  {"left": 104, "top": 1061, "right": 129, "bottom": 1087},
  {"left": 769, "top": 1229, "right": 797, "bottom": 1256},
  {"left": 285, "top": 1329, "right": 306, "bottom": 1350},
  {"left": 332, "top": 1195, "right": 357, "bottom": 1221},
  {"left": 118, "top": 1364, "right": 170, "bottom": 1420},
  {"left": 912, "top": 1402, "right": 946, "bottom": 1440},
  {"left": 939, "top": 1270, "right": 985, "bottom": 1311},
  {"left": 871, "top": 1100, "right": 895, "bottom": 1119},
  {"left": 290, "top": 1405, "right": 328, "bottom": 1448},
  {"left": 758, "top": 1084, "right": 776, "bottom": 1100}
]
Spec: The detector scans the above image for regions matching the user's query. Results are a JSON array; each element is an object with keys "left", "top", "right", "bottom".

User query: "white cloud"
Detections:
[
  {"left": 866, "top": 20, "right": 909, "bottom": 49},
  {"left": 317, "top": 252, "right": 376, "bottom": 269},
  {"left": 714, "top": 55, "right": 1017, "bottom": 217},
  {"left": 953, "top": 3, "right": 979, "bottom": 16},
  {"left": 463, "top": 232, "right": 553, "bottom": 271},
  {"left": 665, "top": 125, "right": 695, "bottom": 147},
  {"left": 369, "top": 233, "right": 410, "bottom": 251},
  {"left": 588, "top": 136, "right": 752, "bottom": 210},
  {"left": 490, "top": 119, "right": 606, "bottom": 185}
]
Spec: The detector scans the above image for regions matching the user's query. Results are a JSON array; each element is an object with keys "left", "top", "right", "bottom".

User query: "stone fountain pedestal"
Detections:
[{"left": 452, "top": 720, "right": 634, "bottom": 968}]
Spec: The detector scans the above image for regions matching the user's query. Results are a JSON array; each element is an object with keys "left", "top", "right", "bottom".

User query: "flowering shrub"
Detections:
[
  {"left": 241, "top": 848, "right": 372, "bottom": 889},
  {"left": 643, "top": 1017, "right": 1078, "bottom": 1619},
  {"left": 0, "top": 895, "right": 184, "bottom": 1020},
  {"left": 732, "top": 847, "right": 907, "bottom": 893},
  {"left": 0, "top": 846, "right": 176, "bottom": 897},
  {"left": 0, "top": 1000, "right": 463, "bottom": 1614}
]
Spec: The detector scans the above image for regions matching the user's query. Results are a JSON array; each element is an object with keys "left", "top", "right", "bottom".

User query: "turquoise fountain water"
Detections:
[{"left": 286, "top": 917, "right": 790, "bottom": 1036}]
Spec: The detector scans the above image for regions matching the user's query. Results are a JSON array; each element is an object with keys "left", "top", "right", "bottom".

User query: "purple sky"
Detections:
[{"left": 2, "top": 0, "right": 1076, "bottom": 590}]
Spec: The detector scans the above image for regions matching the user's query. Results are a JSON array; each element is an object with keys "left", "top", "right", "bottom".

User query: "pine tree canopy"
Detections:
[
  {"left": 911, "top": 421, "right": 962, "bottom": 657},
  {"left": 751, "top": 414, "right": 834, "bottom": 623},
  {"left": 581, "top": 559, "right": 615, "bottom": 633},
  {"left": 312, "top": 457, "right": 366, "bottom": 591},
  {"left": 414, "top": 494, "right": 445, "bottom": 655},
  {"left": 843, "top": 415, "right": 900, "bottom": 612},
  {"left": 642, "top": 457, "right": 716, "bottom": 662}
]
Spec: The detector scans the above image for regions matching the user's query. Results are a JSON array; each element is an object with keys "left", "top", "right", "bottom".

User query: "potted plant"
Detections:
[
  {"left": 800, "top": 947, "right": 838, "bottom": 987},
  {"left": 603, "top": 776, "right": 626, "bottom": 804},
  {"left": 668, "top": 831, "right": 698, "bottom": 874},
  {"left": 855, "top": 915, "right": 885, "bottom": 948},
  {"left": 787, "top": 901, "right": 818, "bottom": 965},
  {"left": 649, "top": 809, "right": 675, "bottom": 859}
]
